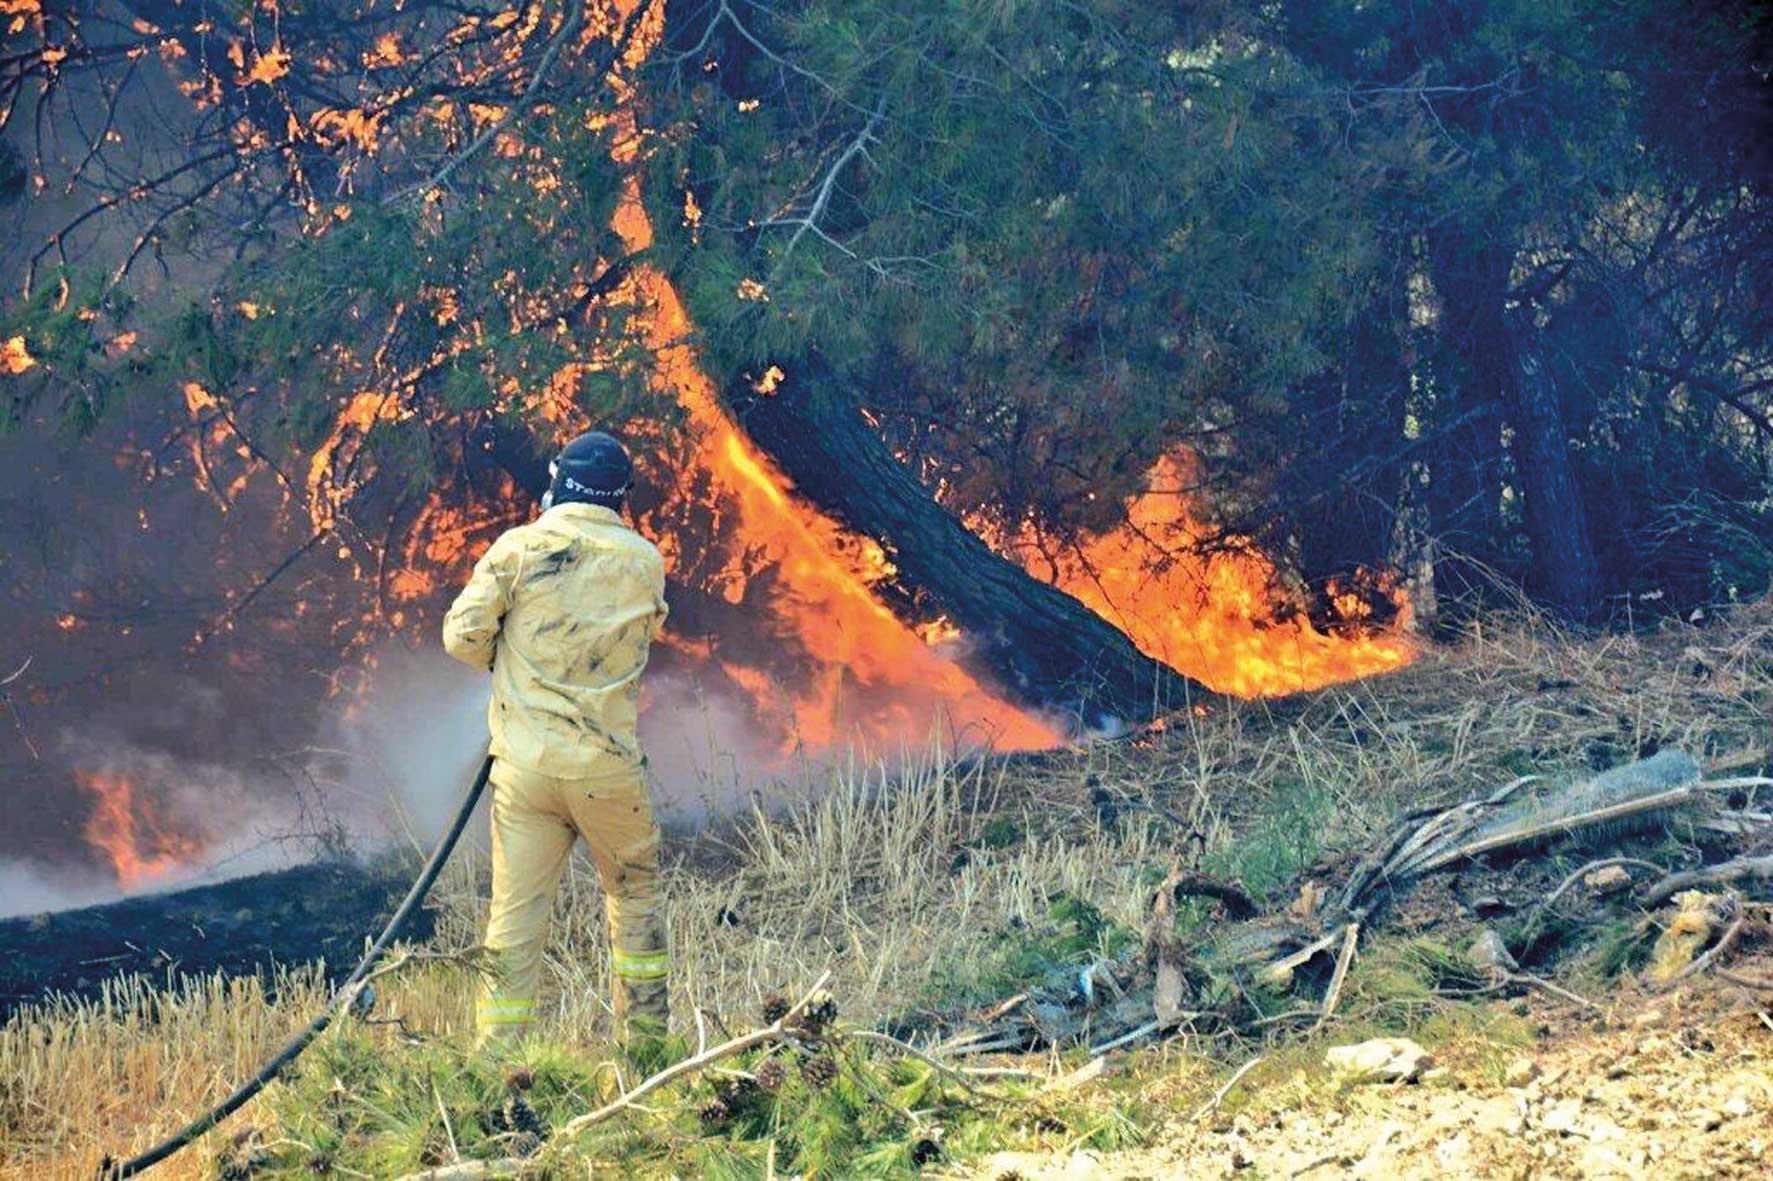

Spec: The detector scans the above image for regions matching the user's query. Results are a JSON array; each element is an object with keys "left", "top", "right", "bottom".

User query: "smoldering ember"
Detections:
[{"left": 0, "top": 2, "right": 1768, "bottom": 1179}]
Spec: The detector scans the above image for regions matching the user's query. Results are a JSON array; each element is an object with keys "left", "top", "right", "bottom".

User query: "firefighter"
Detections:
[{"left": 442, "top": 430, "right": 670, "bottom": 1045}]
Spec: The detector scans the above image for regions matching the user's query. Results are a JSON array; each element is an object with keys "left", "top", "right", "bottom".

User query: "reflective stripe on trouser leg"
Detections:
[
  {"left": 611, "top": 947, "right": 670, "bottom": 980},
  {"left": 612, "top": 942, "right": 670, "bottom": 1036},
  {"left": 475, "top": 995, "right": 537, "bottom": 1030},
  {"left": 606, "top": 853, "right": 669, "bottom": 1031}
]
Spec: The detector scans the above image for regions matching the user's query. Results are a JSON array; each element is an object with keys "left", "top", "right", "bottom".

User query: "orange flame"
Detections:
[
  {"left": 75, "top": 770, "right": 202, "bottom": 889},
  {"left": 613, "top": 194, "right": 1058, "bottom": 751},
  {"left": 582, "top": 4, "right": 1057, "bottom": 753},
  {"left": 279, "top": 0, "right": 1412, "bottom": 754},
  {"left": 990, "top": 450, "right": 1415, "bottom": 697}
]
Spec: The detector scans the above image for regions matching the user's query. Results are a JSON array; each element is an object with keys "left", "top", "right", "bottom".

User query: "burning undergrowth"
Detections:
[{"left": 0, "top": 367, "right": 1416, "bottom": 913}]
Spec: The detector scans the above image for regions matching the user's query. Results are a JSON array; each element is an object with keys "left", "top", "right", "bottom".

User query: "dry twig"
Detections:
[{"left": 1190, "top": 1056, "right": 1264, "bottom": 1122}]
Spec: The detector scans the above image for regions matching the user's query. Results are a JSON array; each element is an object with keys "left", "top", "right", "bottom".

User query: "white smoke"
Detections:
[
  {"left": 322, "top": 641, "right": 494, "bottom": 848},
  {"left": 1, "top": 633, "right": 1007, "bottom": 919}
]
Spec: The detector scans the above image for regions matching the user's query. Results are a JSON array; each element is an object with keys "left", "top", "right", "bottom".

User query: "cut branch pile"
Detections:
[{"left": 924, "top": 749, "right": 1772, "bottom": 1059}]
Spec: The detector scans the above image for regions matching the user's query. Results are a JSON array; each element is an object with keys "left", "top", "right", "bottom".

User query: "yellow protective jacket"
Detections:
[{"left": 443, "top": 503, "right": 669, "bottom": 776}]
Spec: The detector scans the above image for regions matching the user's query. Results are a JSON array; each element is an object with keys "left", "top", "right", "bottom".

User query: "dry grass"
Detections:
[{"left": 2, "top": 604, "right": 1768, "bottom": 1178}]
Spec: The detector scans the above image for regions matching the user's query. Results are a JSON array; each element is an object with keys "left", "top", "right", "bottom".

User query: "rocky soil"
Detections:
[{"left": 964, "top": 969, "right": 1771, "bottom": 1180}]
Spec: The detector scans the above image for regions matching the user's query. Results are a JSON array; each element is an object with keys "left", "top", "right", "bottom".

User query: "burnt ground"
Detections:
[{"left": 0, "top": 858, "right": 429, "bottom": 1020}]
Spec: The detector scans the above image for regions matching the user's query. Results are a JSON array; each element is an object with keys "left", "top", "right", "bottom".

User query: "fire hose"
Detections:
[{"left": 102, "top": 753, "right": 495, "bottom": 1179}]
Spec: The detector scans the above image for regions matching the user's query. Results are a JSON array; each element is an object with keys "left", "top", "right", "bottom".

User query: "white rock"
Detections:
[
  {"left": 1062, "top": 1150, "right": 1103, "bottom": 1178},
  {"left": 1325, "top": 1037, "right": 1434, "bottom": 1083},
  {"left": 1434, "top": 1133, "right": 1472, "bottom": 1169},
  {"left": 1541, "top": 1098, "right": 1584, "bottom": 1135}
]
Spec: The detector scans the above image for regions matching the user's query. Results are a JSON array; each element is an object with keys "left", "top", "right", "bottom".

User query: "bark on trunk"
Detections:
[
  {"left": 1425, "top": 235, "right": 1600, "bottom": 617},
  {"left": 1507, "top": 333, "right": 1602, "bottom": 617},
  {"left": 1425, "top": 236, "right": 1510, "bottom": 596},
  {"left": 732, "top": 355, "right": 1209, "bottom": 725}
]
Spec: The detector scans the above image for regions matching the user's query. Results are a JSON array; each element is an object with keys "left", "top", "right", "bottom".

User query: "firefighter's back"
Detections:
[{"left": 465, "top": 502, "right": 668, "bottom": 775}]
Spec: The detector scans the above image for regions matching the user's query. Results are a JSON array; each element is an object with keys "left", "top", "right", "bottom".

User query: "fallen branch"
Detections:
[
  {"left": 394, "top": 973, "right": 833, "bottom": 1181},
  {"left": 1530, "top": 857, "right": 1668, "bottom": 922},
  {"left": 1715, "top": 968, "right": 1773, "bottom": 992},
  {"left": 1704, "top": 749, "right": 1767, "bottom": 775},
  {"left": 431, "top": 1079, "right": 459, "bottom": 1165},
  {"left": 392, "top": 1163, "right": 523, "bottom": 1181},
  {"left": 1169, "top": 872, "right": 1261, "bottom": 920},
  {"left": 1088, "top": 1020, "right": 1163, "bottom": 1057},
  {"left": 941, "top": 1033, "right": 1028, "bottom": 1058},
  {"left": 1400, "top": 783, "right": 1700, "bottom": 878},
  {"left": 1258, "top": 929, "right": 1343, "bottom": 988},
  {"left": 1643, "top": 855, "right": 1773, "bottom": 905},
  {"left": 959, "top": 1065, "right": 1039, "bottom": 1080},
  {"left": 1312, "top": 923, "right": 1360, "bottom": 1033},
  {"left": 844, "top": 1029, "right": 983, "bottom": 1093},
  {"left": 1657, "top": 906, "right": 1750, "bottom": 989},
  {"left": 559, "top": 972, "right": 832, "bottom": 1137},
  {"left": 1506, "top": 971, "right": 1598, "bottom": 1010}
]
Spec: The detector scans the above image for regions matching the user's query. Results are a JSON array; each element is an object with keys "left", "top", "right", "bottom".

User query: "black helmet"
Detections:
[{"left": 544, "top": 430, "right": 632, "bottom": 510}]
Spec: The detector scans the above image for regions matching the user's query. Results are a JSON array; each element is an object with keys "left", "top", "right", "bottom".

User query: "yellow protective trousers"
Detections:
[{"left": 477, "top": 757, "right": 668, "bottom": 1041}]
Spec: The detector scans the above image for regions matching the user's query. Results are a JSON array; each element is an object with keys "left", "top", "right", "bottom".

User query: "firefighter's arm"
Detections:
[{"left": 443, "top": 531, "right": 519, "bottom": 671}]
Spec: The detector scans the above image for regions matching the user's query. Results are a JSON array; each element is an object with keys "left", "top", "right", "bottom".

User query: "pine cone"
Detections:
[
  {"left": 504, "top": 1066, "right": 534, "bottom": 1092},
  {"left": 800, "top": 1053, "right": 838, "bottom": 1089},
  {"left": 698, "top": 1096, "right": 731, "bottom": 1127},
  {"left": 754, "top": 1056, "right": 789, "bottom": 1092},
  {"left": 760, "top": 992, "right": 790, "bottom": 1024}
]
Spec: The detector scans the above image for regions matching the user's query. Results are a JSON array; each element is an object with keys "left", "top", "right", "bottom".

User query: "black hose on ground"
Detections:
[{"left": 101, "top": 753, "right": 496, "bottom": 1179}]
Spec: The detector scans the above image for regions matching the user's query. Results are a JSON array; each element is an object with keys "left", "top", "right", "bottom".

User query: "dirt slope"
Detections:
[{"left": 964, "top": 973, "right": 1771, "bottom": 1180}]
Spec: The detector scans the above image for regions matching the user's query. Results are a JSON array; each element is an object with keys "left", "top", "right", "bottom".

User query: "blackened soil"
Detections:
[{"left": 0, "top": 859, "right": 432, "bottom": 1020}]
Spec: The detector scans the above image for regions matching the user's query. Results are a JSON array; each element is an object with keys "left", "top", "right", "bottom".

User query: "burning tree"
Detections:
[{"left": 1, "top": 0, "right": 1766, "bottom": 763}]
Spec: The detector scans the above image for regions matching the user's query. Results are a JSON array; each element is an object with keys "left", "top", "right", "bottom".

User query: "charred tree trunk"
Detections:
[{"left": 731, "top": 355, "right": 1209, "bottom": 725}]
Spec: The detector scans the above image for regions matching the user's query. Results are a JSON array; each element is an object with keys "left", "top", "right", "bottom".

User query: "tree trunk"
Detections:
[
  {"left": 1291, "top": 286, "right": 1414, "bottom": 583},
  {"left": 1506, "top": 332, "right": 1602, "bottom": 617},
  {"left": 1425, "top": 235, "right": 1511, "bottom": 599},
  {"left": 1426, "top": 233, "right": 1601, "bottom": 619},
  {"left": 731, "top": 355, "right": 1210, "bottom": 725}
]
